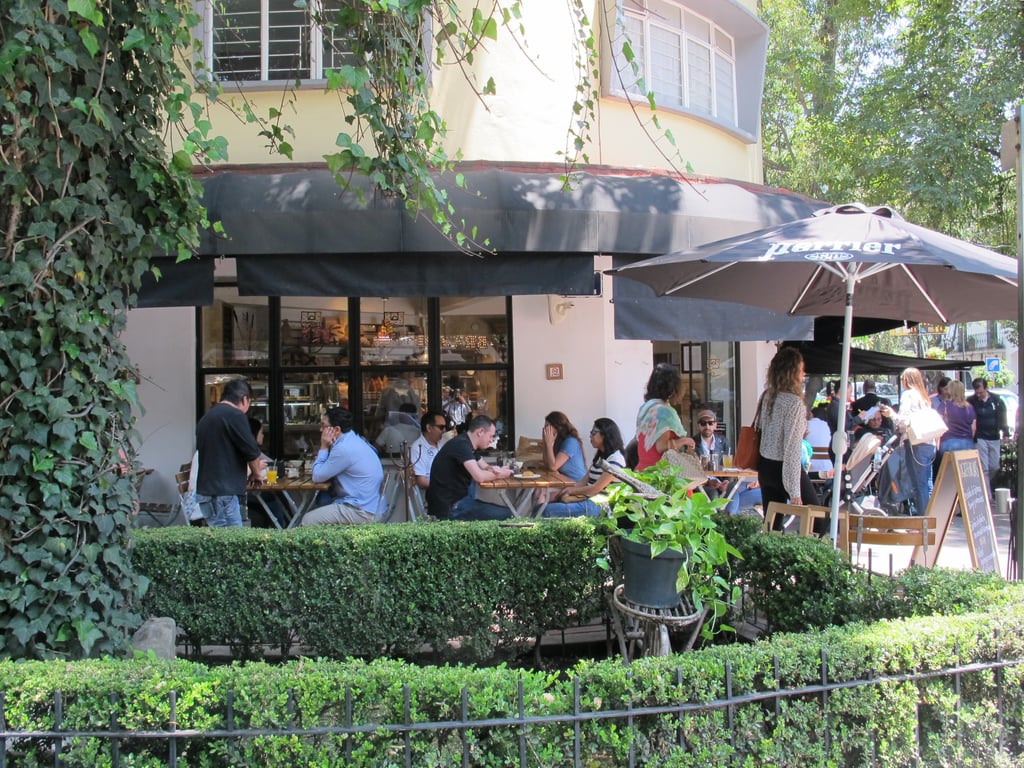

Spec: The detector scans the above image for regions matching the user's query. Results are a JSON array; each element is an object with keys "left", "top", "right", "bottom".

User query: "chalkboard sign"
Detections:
[{"left": 915, "top": 450, "right": 1000, "bottom": 573}]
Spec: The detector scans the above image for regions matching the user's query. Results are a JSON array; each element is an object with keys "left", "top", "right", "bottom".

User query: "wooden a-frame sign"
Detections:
[{"left": 913, "top": 450, "right": 1000, "bottom": 573}]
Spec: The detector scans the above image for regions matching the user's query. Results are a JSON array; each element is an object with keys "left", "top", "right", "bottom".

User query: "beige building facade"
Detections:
[{"left": 129, "top": 0, "right": 815, "bottom": 505}]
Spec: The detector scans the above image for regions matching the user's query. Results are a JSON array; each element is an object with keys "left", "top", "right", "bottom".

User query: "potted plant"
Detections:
[{"left": 594, "top": 459, "right": 741, "bottom": 634}]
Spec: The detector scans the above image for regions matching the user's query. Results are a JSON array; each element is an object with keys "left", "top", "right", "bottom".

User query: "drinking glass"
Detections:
[
  {"left": 723, "top": 454, "right": 734, "bottom": 469},
  {"left": 265, "top": 462, "right": 278, "bottom": 484}
]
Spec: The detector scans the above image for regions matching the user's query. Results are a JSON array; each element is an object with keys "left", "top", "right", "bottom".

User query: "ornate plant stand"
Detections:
[{"left": 608, "top": 584, "right": 706, "bottom": 661}]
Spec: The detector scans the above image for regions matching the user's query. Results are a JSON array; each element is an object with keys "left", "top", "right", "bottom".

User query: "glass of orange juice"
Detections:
[
  {"left": 722, "top": 454, "right": 734, "bottom": 469},
  {"left": 265, "top": 462, "right": 278, "bottom": 484}
]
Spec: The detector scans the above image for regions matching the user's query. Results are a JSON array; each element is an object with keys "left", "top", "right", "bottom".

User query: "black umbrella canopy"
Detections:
[
  {"left": 614, "top": 203, "right": 1018, "bottom": 545},
  {"left": 616, "top": 204, "right": 1018, "bottom": 324}
]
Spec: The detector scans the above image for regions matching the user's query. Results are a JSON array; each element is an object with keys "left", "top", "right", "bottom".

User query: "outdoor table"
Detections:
[
  {"left": 477, "top": 469, "right": 575, "bottom": 517},
  {"left": 254, "top": 477, "right": 331, "bottom": 529},
  {"left": 710, "top": 467, "right": 759, "bottom": 501}
]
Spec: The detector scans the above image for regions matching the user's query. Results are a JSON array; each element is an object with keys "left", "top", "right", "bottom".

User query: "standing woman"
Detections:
[
  {"left": 758, "top": 347, "right": 818, "bottom": 530},
  {"left": 635, "top": 363, "right": 696, "bottom": 471},
  {"left": 543, "top": 418, "right": 626, "bottom": 517},
  {"left": 882, "top": 367, "right": 938, "bottom": 516},
  {"left": 935, "top": 379, "right": 976, "bottom": 468}
]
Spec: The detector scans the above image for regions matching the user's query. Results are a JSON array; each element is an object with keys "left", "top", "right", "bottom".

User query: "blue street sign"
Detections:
[{"left": 987, "top": 357, "right": 1001, "bottom": 373}]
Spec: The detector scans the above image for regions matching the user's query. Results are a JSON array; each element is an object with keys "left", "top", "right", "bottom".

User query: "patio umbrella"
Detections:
[{"left": 613, "top": 203, "right": 1019, "bottom": 545}]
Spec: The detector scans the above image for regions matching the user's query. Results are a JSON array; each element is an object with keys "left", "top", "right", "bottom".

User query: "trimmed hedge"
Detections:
[
  {"left": 3, "top": 594, "right": 1024, "bottom": 766},
  {"left": 133, "top": 520, "right": 604, "bottom": 661}
]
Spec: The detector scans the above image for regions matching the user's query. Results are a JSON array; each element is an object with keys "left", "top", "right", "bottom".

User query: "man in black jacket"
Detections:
[{"left": 968, "top": 378, "right": 1008, "bottom": 496}]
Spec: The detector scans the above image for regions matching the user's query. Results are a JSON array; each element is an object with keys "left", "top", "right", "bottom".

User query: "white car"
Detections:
[{"left": 989, "top": 388, "right": 1018, "bottom": 439}]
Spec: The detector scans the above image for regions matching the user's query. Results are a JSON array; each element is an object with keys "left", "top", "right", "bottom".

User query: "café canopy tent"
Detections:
[{"left": 614, "top": 203, "right": 1018, "bottom": 545}]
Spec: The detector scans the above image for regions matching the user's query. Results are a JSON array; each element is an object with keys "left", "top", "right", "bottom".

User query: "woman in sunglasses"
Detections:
[{"left": 543, "top": 418, "right": 625, "bottom": 518}]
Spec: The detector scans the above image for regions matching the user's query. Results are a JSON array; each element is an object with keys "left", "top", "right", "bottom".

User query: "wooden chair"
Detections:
[
  {"left": 763, "top": 501, "right": 836, "bottom": 538},
  {"left": 136, "top": 465, "right": 188, "bottom": 527},
  {"left": 845, "top": 514, "right": 936, "bottom": 564}
]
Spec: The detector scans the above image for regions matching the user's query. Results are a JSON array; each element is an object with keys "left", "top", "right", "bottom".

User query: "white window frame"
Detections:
[
  {"left": 612, "top": 0, "right": 739, "bottom": 127},
  {"left": 194, "top": 0, "right": 334, "bottom": 84}
]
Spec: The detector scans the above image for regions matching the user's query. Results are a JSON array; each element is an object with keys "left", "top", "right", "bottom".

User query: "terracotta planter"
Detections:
[{"left": 618, "top": 536, "right": 687, "bottom": 609}]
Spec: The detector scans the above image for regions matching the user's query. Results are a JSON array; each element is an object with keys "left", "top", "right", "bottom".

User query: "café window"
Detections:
[
  {"left": 198, "top": 288, "right": 513, "bottom": 459},
  {"left": 652, "top": 340, "right": 738, "bottom": 445}
]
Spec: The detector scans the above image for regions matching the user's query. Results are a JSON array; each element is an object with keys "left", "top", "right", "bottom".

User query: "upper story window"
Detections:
[
  {"left": 613, "top": 0, "right": 738, "bottom": 128},
  {"left": 195, "top": 0, "right": 357, "bottom": 83}
]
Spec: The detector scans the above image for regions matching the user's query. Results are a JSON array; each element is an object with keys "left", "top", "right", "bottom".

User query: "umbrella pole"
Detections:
[{"left": 828, "top": 275, "right": 856, "bottom": 547}]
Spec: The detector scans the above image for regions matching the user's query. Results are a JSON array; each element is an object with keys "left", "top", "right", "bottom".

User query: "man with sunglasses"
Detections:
[
  {"left": 693, "top": 409, "right": 761, "bottom": 515},
  {"left": 410, "top": 410, "right": 450, "bottom": 490}
]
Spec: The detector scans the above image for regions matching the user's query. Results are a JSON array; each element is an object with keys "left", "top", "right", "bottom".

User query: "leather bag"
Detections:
[
  {"left": 734, "top": 395, "right": 764, "bottom": 471},
  {"left": 907, "top": 406, "right": 947, "bottom": 445}
]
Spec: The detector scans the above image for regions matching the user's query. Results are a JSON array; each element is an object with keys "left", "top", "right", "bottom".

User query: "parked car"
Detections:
[{"left": 989, "top": 388, "right": 1018, "bottom": 438}]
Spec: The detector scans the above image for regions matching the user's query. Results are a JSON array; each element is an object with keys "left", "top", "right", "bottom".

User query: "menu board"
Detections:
[{"left": 915, "top": 450, "right": 1000, "bottom": 573}]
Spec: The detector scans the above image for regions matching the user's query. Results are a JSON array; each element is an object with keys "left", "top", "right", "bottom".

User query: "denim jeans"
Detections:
[
  {"left": 542, "top": 499, "right": 602, "bottom": 518},
  {"left": 449, "top": 482, "right": 512, "bottom": 521},
  {"left": 976, "top": 438, "right": 1001, "bottom": 494},
  {"left": 197, "top": 494, "right": 244, "bottom": 527},
  {"left": 904, "top": 441, "right": 936, "bottom": 516}
]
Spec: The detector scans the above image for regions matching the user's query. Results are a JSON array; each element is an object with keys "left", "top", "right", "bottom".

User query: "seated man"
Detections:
[
  {"left": 426, "top": 414, "right": 514, "bottom": 521},
  {"left": 693, "top": 409, "right": 761, "bottom": 515},
  {"left": 375, "top": 403, "right": 423, "bottom": 457},
  {"left": 410, "top": 410, "right": 449, "bottom": 489},
  {"left": 302, "top": 407, "right": 384, "bottom": 525}
]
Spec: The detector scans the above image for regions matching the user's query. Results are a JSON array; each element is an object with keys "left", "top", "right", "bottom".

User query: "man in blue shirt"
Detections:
[{"left": 302, "top": 407, "right": 384, "bottom": 525}]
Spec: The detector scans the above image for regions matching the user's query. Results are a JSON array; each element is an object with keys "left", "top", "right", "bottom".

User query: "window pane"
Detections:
[
  {"left": 359, "top": 297, "right": 430, "bottom": 366},
  {"left": 650, "top": 0, "right": 681, "bottom": 28},
  {"left": 282, "top": 372, "right": 348, "bottom": 458},
  {"left": 650, "top": 27, "right": 683, "bottom": 109},
  {"left": 267, "top": 0, "right": 310, "bottom": 79},
  {"left": 715, "top": 52, "right": 736, "bottom": 124},
  {"left": 201, "top": 287, "right": 270, "bottom": 367},
  {"left": 363, "top": 371, "right": 428, "bottom": 450},
  {"left": 280, "top": 298, "right": 350, "bottom": 367},
  {"left": 321, "top": 0, "right": 360, "bottom": 70},
  {"left": 439, "top": 297, "right": 508, "bottom": 366},
  {"left": 617, "top": 13, "right": 646, "bottom": 94},
  {"left": 203, "top": 374, "right": 269, "bottom": 426},
  {"left": 684, "top": 11, "right": 710, "bottom": 43},
  {"left": 442, "top": 370, "right": 510, "bottom": 446},
  {"left": 213, "top": 0, "right": 262, "bottom": 80},
  {"left": 687, "top": 41, "right": 713, "bottom": 114}
]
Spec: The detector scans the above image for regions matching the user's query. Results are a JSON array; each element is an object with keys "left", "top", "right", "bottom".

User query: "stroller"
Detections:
[{"left": 839, "top": 431, "right": 912, "bottom": 516}]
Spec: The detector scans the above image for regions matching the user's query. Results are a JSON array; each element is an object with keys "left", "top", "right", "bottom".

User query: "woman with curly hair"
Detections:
[
  {"left": 634, "top": 363, "right": 695, "bottom": 471},
  {"left": 757, "top": 347, "right": 818, "bottom": 529}
]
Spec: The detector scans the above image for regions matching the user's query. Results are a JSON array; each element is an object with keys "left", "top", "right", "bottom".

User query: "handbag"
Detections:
[
  {"left": 734, "top": 395, "right": 764, "bottom": 471},
  {"left": 907, "top": 406, "right": 947, "bottom": 445}
]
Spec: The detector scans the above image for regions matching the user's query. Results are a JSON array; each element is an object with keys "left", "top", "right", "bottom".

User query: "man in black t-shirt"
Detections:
[
  {"left": 426, "top": 414, "right": 514, "bottom": 520},
  {"left": 195, "top": 378, "right": 263, "bottom": 527},
  {"left": 968, "top": 378, "right": 1008, "bottom": 495}
]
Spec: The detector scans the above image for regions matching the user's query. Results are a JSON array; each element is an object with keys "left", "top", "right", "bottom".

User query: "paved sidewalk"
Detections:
[{"left": 850, "top": 507, "right": 1019, "bottom": 578}]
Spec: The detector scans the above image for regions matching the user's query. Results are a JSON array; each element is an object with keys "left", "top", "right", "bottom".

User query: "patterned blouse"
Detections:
[{"left": 758, "top": 391, "right": 808, "bottom": 500}]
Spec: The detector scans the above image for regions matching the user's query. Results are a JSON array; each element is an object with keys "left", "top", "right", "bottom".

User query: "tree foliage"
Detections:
[
  {"left": 760, "top": 0, "right": 1024, "bottom": 247},
  {"left": 0, "top": 0, "right": 212, "bottom": 658}
]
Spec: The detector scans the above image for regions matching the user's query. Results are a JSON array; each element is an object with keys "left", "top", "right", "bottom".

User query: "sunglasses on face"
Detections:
[{"left": 698, "top": 420, "right": 716, "bottom": 426}]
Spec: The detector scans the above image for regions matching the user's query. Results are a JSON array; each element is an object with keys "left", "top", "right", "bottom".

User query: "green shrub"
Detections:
[
  {"left": 3, "top": 591, "right": 1024, "bottom": 766},
  {"left": 133, "top": 520, "right": 604, "bottom": 662}
]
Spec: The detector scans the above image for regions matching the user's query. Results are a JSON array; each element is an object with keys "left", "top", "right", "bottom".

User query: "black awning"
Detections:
[
  {"left": 198, "top": 165, "right": 821, "bottom": 259},
  {"left": 136, "top": 257, "right": 213, "bottom": 307},
  {"left": 237, "top": 252, "right": 597, "bottom": 297},
  {"left": 132, "top": 163, "right": 822, "bottom": 302},
  {"left": 784, "top": 341, "right": 982, "bottom": 375}
]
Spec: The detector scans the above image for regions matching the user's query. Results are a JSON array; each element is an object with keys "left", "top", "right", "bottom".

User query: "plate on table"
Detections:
[{"left": 514, "top": 472, "right": 539, "bottom": 479}]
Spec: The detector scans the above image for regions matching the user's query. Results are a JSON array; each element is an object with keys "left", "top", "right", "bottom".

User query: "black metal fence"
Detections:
[{"left": 3, "top": 651, "right": 1021, "bottom": 767}]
